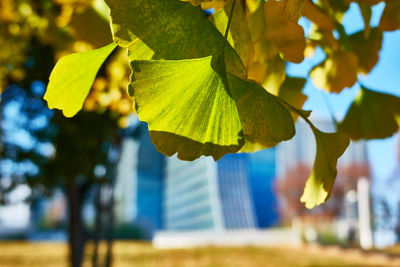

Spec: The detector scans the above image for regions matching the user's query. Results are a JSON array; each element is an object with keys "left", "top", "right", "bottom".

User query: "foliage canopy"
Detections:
[{"left": 42, "top": 0, "right": 400, "bottom": 209}]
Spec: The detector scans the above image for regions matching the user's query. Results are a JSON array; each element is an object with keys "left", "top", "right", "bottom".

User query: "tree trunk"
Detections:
[
  {"left": 91, "top": 185, "right": 101, "bottom": 267},
  {"left": 66, "top": 180, "right": 86, "bottom": 267},
  {"left": 105, "top": 184, "right": 114, "bottom": 267}
]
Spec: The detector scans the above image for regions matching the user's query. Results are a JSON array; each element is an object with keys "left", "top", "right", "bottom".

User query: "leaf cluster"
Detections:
[{"left": 43, "top": 0, "right": 400, "bottom": 208}]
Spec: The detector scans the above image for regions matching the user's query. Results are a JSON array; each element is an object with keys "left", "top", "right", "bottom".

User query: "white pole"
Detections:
[{"left": 357, "top": 177, "right": 373, "bottom": 249}]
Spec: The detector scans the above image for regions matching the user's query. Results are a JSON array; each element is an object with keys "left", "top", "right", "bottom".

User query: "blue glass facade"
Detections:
[
  {"left": 164, "top": 157, "right": 223, "bottom": 231},
  {"left": 247, "top": 149, "right": 278, "bottom": 228},
  {"left": 135, "top": 127, "right": 165, "bottom": 234},
  {"left": 115, "top": 123, "right": 279, "bottom": 234},
  {"left": 114, "top": 123, "right": 165, "bottom": 238},
  {"left": 217, "top": 153, "right": 257, "bottom": 229}
]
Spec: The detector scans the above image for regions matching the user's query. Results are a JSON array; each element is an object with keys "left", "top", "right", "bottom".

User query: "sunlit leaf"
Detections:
[
  {"left": 262, "top": 55, "right": 286, "bottom": 95},
  {"left": 301, "top": 128, "right": 350, "bottom": 209},
  {"left": 246, "top": 0, "right": 262, "bottom": 13},
  {"left": 338, "top": 86, "right": 400, "bottom": 140},
  {"left": 44, "top": 42, "right": 117, "bottom": 117},
  {"left": 210, "top": 0, "right": 254, "bottom": 68},
  {"left": 130, "top": 55, "right": 244, "bottom": 161},
  {"left": 310, "top": 51, "right": 358, "bottom": 93},
  {"left": 130, "top": 52, "right": 296, "bottom": 158},
  {"left": 106, "top": 0, "right": 245, "bottom": 77},
  {"left": 200, "top": 0, "right": 229, "bottom": 10}
]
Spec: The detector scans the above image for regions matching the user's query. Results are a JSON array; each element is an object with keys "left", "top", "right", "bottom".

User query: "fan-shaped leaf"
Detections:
[
  {"left": 129, "top": 55, "right": 244, "bottom": 161},
  {"left": 264, "top": 0, "right": 306, "bottom": 63},
  {"left": 310, "top": 51, "right": 358, "bottom": 93},
  {"left": 301, "top": 128, "right": 350, "bottom": 209},
  {"left": 105, "top": 0, "right": 245, "bottom": 77},
  {"left": 210, "top": 0, "right": 254, "bottom": 68},
  {"left": 339, "top": 87, "right": 400, "bottom": 140},
  {"left": 229, "top": 73, "right": 295, "bottom": 152},
  {"left": 44, "top": 43, "right": 117, "bottom": 117},
  {"left": 350, "top": 28, "right": 383, "bottom": 75}
]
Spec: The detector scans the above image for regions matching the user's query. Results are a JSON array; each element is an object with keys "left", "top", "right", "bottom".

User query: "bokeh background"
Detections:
[{"left": 0, "top": 0, "right": 400, "bottom": 266}]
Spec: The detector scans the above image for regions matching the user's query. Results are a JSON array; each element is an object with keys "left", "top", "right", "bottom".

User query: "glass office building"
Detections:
[
  {"left": 163, "top": 149, "right": 278, "bottom": 231},
  {"left": 164, "top": 156, "right": 224, "bottom": 231},
  {"left": 115, "top": 122, "right": 279, "bottom": 234},
  {"left": 114, "top": 123, "right": 164, "bottom": 237}
]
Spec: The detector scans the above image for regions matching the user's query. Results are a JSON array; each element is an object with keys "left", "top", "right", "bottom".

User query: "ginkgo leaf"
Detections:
[
  {"left": 285, "top": 0, "right": 305, "bottom": 22},
  {"left": 105, "top": 0, "right": 245, "bottom": 77},
  {"left": 129, "top": 55, "right": 244, "bottom": 161},
  {"left": 248, "top": 1, "right": 266, "bottom": 43},
  {"left": 69, "top": 6, "right": 113, "bottom": 48},
  {"left": 183, "top": 0, "right": 227, "bottom": 5},
  {"left": 379, "top": 0, "right": 400, "bottom": 31},
  {"left": 350, "top": 28, "right": 383, "bottom": 75},
  {"left": 246, "top": 0, "right": 262, "bottom": 13},
  {"left": 130, "top": 53, "right": 296, "bottom": 159},
  {"left": 338, "top": 86, "right": 400, "bottom": 140},
  {"left": 310, "top": 51, "right": 358, "bottom": 93},
  {"left": 277, "top": 76, "right": 307, "bottom": 121},
  {"left": 351, "top": 0, "right": 383, "bottom": 4},
  {"left": 303, "top": 0, "right": 335, "bottom": 31},
  {"left": 264, "top": 0, "right": 306, "bottom": 63},
  {"left": 357, "top": 2, "right": 372, "bottom": 38},
  {"left": 210, "top": 0, "right": 254, "bottom": 68},
  {"left": 200, "top": 0, "right": 229, "bottom": 10},
  {"left": 228, "top": 73, "right": 295, "bottom": 152},
  {"left": 262, "top": 55, "right": 286, "bottom": 95},
  {"left": 44, "top": 42, "right": 117, "bottom": 117},
  {"left": 301, "top": 127, "right": 350, "bottom": 209}
]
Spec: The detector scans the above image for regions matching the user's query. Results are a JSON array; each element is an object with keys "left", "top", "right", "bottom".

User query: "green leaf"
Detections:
[
  {"left": 130, "top": 53, "right": 295, "bottom": 159},
  {"left": 349, "top": 28, "right": 383, "bottom": 75},
  {"left": 338, "top": 86, "right": 400, "bottom": 140},
  {"left": 129, "top": 55, "right": 244, "bottom": 161},
  {"left": 44, "top": 43, "right": 117, "bottom": 117},
  {"left": 301, "top": 128, "right": 350, "bottom": 209},
  {"left": 228, "top": 73, "right": 295, "bottom": 152},
  {"left": 105, "top": 0, "right": 245, "bottom": 77},
  {"left": 209, "top": 0, "right": 253, "bottom": 68}
]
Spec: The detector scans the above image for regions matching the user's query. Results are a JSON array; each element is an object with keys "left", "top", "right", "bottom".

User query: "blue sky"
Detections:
[{"left": 287, "top": 2, "right": 400, "bottom": 192}]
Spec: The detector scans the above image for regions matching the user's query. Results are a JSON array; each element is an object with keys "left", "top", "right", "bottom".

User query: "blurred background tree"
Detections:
[{"left": 0, "top": 0, "right": 134, "bottom": 266}]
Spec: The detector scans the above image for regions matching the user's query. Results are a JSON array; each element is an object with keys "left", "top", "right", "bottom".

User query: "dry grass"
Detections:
[{"left": 0, "top": 241, "right": 397, "bottom": 267}]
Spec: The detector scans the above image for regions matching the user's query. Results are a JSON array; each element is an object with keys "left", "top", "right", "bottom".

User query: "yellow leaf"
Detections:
[
  {"left": 264, "top": 0, "right": 306, "bottom": 63},
  {"left": 310, "top": 51, "right": 358, "bottom": 93},
  {"left": 301, "top": 128, "right": 349, "bottom": 209},
  {"left": 262, "top": 55, "right": 286, "bottom": 95},
  {"left": 379, "top": 0, "right": 400, "bottom": 31},
  {"left": 285, "top": 0, "right": 305, "bottom": 22}
]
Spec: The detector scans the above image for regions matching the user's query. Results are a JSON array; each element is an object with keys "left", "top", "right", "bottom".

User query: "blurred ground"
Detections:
[{"left": 0, "top": 242, "right": 400, "bottom": 267}]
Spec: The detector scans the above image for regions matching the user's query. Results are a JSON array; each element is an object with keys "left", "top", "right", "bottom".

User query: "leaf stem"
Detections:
[
  {"left": 278, "top": 97, "right": 317, "bottom": 131},
  {"left": 224, "top": 0, "right": 237, "bottom": 40}
]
